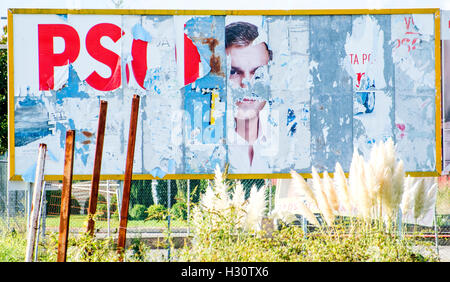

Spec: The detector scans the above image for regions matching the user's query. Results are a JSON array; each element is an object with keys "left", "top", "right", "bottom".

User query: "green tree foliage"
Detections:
[
  {"left": 130, "top": 180, "right": 154, "bottom": 208},
  {"left": 0, "top": 26, "right": 8, "bottom": 155}
]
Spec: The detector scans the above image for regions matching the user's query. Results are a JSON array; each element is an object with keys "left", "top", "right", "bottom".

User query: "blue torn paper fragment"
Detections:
[
  {"left": 22, "top": 163, "right": 37, "bottom": 183},
  {"left": 46, "top": 149, "right": 59, "bottom": 162},
  {"left": 57, "top": 14, "right": 68, "bottom": 21},
  {"left": 132, "top": 24, "right": 152, "bottom": 42},
  {"left": 167, "top": 159, "right": 175, "bottom": 174},
  {"left": 150, "top": 167, "right": 167, "bottom": 179},
  {"left": 287, "top": 109, "right": 296, "bottom": 126}
]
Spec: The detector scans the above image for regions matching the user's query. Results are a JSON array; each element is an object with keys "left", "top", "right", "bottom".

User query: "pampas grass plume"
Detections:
[
  {"left": 296, "top": 200, "right": 321, "bottom": 227},
  {"left": 312, "top": 166, "right": 335, "bottom": 226},
  {"left": 290, "top": 170, "right": 318, "bottom": 209},
  {"left": 323, "top": 171, "right": 340, "bottom": 213},
  {"left": 245, "top": 185, "right": 266, "bottom": 231},
  {"left": 334, "top": 162, "right": 352, "bottom": 214},
  {"left": 413, "top": 179, "right": 426, "bottom": 221}
]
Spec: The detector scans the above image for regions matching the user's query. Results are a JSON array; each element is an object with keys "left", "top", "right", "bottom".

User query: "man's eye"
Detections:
[{"left": 230, "top": 68, "right": 242, "bottom": 76}]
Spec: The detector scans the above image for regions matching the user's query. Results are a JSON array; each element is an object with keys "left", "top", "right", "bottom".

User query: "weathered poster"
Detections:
[
  {"left": 9, "top": 10, "right": 440, "bottom": 180},
  {"left": 442, "top": 10, "right": 450, "bottom": 173}
]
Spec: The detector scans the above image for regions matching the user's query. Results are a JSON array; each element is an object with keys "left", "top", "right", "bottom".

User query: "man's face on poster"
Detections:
[{"left": 226, "top": 42, "right": 270, "bottom": 89}]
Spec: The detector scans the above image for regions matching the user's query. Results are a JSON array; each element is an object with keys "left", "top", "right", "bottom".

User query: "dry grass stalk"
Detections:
[
  {"left": 290, "top": 170, "right": 319, "bottom": 209},
  {"left": 389, "top": 160, "right": 405, "bottom": 218},
  {"left": 194, "top": 165, "right": 267, "bottom": 232},
  {"left": 334, "top": 162, "right": 353, "bottom": 214},
  {"left": 363, "top": 161, "right": 379, "bottom": 216},
  {"left": 312, "top": 166, "right": 335, "bottom": 226},
  {"left": 232, "top": 181, "right": 247, "bottom": 227},
  {"left": 245, "top": 185, "right": 266, "bottom": 231},
  {"left": 350, "top": 152, "right": 372, "bottom": 218},
  {"left": 380, "top": 167, "right": 394, "bottom": 220},
  {"left": 413, "top": 179, "right": 426, "bottom": 221},
  {"left": 401, "top": 176, "right": 415, "bottom": 214},
  {"left": 423, "top": 183, "right": 438, "bottom": 215},
  {"left": 323, "top": 171, "right": 340, "bottom": 213}
]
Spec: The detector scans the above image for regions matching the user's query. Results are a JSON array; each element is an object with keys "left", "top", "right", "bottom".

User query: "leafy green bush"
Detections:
[
  {"left": 145, "top": 204, "right": 167, "bottom": 221},
  {"left": 0, "top": 221, "right": 27, "bottom": 262},
  {"left": 96, "top": 203, "right": 108, "bottom": 220},
  {"left": 129, "top": 204, "right": 147, "bottom": 220},
  {"left": 170, "top": 202, "right": 187, "bottom": 221},
  {"left": 46, "top": 190, "right": 81, "bottom": 215},
  {"left": 177, "top": 165, "right": 440, "bottom": 262},
  {"left": 83, "top": 194, "right": 118, "bottom": 215}
]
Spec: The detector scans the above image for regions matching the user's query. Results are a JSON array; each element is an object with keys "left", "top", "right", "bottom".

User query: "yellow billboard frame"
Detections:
[{"left": 7, "top": 8, "right": 442, "bottom": 181}]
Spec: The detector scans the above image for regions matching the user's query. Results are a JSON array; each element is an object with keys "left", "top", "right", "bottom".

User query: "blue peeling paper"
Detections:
[
  {"left": 132, "top": 24, "right": 152, "bottom": 42},
  {"left": 22, "top": 163, "right": 36, "bottom": 183}
]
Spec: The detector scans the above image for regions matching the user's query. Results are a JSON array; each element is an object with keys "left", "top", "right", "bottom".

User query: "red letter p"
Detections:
[{"left": 38, "top": 24, "right": 80, "bottom": 91}]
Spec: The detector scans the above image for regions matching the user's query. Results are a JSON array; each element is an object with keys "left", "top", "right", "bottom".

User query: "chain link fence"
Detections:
[
  {"left": 0, "top": 175, "right": 273, "bottom": 240},
  {"left": 0, "top": 157, "right": 448, "bottom": 247}
]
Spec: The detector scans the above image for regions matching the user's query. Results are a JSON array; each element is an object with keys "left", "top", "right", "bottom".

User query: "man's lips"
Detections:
[{"left": 240, "top": 98, "right": 258, "bottom": 102}]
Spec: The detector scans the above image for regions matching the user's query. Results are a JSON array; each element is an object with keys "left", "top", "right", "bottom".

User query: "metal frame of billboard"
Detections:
[{"left": 7, "top": 8, "right": 442, "bottom": 181}]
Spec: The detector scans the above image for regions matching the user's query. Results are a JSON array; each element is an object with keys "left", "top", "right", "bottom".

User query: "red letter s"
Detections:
[{"left": 85, "top": 23, "right": 123, "bottom": 91}]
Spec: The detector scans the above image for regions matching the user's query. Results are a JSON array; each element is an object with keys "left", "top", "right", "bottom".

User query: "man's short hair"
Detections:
[
  {"left": 225, "top": 21, "right": 273, "bottom": 60},
  {"left": 225, "top": 21, "right": 259, "bottom": 49}
]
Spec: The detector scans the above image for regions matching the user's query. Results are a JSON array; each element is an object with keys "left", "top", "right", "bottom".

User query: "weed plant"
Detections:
[{"left": 177, "top": 139, "right": 439, "bottom": 262}]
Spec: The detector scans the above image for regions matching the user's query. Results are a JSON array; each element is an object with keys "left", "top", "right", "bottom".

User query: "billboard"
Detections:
[
  {"left": 8, "top": 9, "right": 441, "bottom": 180},
  {"left": 441, "top": 10, "right": 450, "bottom": 173}
]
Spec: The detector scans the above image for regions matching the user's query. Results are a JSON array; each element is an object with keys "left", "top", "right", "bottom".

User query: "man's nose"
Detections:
[{"left": 240, "top": 72, "right": 253, "bottom": 88}]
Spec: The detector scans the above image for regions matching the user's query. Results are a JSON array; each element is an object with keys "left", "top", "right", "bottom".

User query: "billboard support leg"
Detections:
[
  {"left": 117, "top": 95, "right": 140, "bottom": 260},
  {"left": 25, "top": 143, "right": 47, "bottom": 262},
  {"left": 87, "top": 100, "right": 108, "bottom": 236},
  {"left": 57, "top": 130, "right": 75, "bottom": 262}
]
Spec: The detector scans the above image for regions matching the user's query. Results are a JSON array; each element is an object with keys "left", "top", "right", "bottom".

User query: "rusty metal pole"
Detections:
[
  {"left": 117, "top": 95, "right": 140, "bottom": 258},
  {"left": 87, "top": 100, "right": 108, "bottom": 236},
  {"left": 57, "top": 130, "right": 75, "bottom": 262}
]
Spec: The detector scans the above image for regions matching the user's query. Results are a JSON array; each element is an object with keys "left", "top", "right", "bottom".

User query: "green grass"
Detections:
[
  {"left": 44, "top": 215, "right": 189, "bottom": 230},
  {"left": 0, "top": 227, "right": 27, "bottom": 262}
]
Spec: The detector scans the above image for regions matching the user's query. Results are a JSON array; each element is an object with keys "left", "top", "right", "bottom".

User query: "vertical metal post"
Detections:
[
  {"left": 151, "top": 179, "right": 158, "bottom": 205},
  {"left": 106, "top": 180, "right": 111, "bottom": 237},
  {"left": 57, "top": 130, "right": 75, "bottom": 262},
  {"left": 397, "top": 208, "right": 403, "bottom": 239},
  {"left": 302, "top": 216, "right": 308, "bottom": 237},
  {"left": 27, "top": 183, "right": 32, "bottom": 230},
  {"left": 116, "top": 182, "right": 122, "bottom": 222},
  {"left": 41, "top": 183, "right": 47, "bottom": 240},
  {"left": 25, "top": 143, "right": 47, "bottom": 262},
  {"left": 266, "top": 179, "right": 271, "bottom": 213},
  {"left": 187, "top": 179, "right": 190, "bottom": 236},
  {"left": 434, "top": 207, "right": 440, "bottom": 256},
  {"left": 302, "top": 200, "right": 308, "bottom": 238},
  {"left": 34, "top": 181, "right": 46, "bottom": 262},
  {"left": 117, "top": 95, "right": 140, "bottom": 258},
  {"left": 6, "top": 181, "right": 9, "bottom": 230},
  {"left": 87, "top": 100, "right": 108, "bottom": 236},
  {"left": 167, "top": 179, "right": 171, "bottom": 261}
]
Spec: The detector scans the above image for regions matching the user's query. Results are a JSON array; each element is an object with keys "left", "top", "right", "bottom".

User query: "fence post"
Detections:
[
  {"left": 151, "top": 179, "right": 158, "bottom": 205},
  {"left": 34, "top": 181, "right": 46, "bottom": 262},
  {"left": 167, "top": 179, "right": 171, "bottom": 261},
  {"left": 41, "top": 183, "right": 47, "bottom": 240},
  {"left": 25, "top": 143, "right": 47, "bottom": 262},
  {"left": 187, "top": 179, "right": 190, "bottom": 236},
  {"left": 397, "top": 208, "right": 403, "bottom": 239},
  {"left": 106, "top": 180, "right": 111, "bottom": 237},
  {"left": 87, "top": 100, "right": 108, "bottom": 236},
  {"left": 57, "top": 130, "right": 75, "bottom": 262},
  {"left": 268, "top": 179, "right": 271, "bottom": 213},
  {"left": 117, "top": 95, "right": 140, "bottom": 258},
  {"left": 434, "top": 206, "right": 440, "bottom": 256}
]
